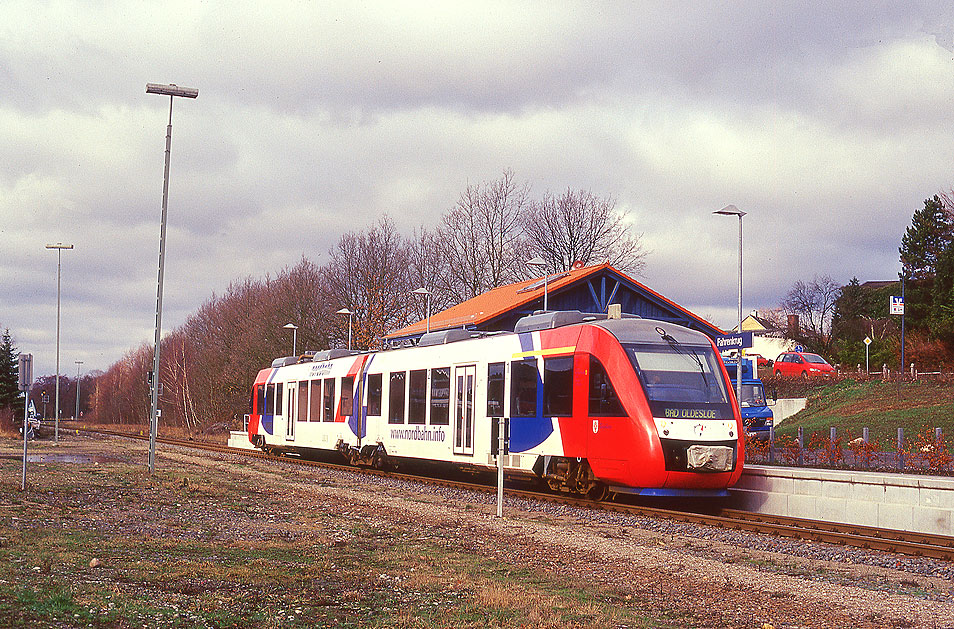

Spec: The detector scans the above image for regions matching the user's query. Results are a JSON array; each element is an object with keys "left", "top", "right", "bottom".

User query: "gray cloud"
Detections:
[{"left": 2, "top": 1, "right": 953, "bottom": 375}]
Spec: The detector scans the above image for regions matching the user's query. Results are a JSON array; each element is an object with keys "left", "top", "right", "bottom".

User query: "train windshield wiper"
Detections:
[{"left": 656, "top": 327, "right": 711, "bottom": 396}]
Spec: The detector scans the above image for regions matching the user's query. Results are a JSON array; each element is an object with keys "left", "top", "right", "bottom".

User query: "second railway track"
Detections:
[{"left": 74, "top": 426, "right": 954, "bottom": 563}]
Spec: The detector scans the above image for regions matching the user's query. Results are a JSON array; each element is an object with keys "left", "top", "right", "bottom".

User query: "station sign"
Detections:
[
  {"left": 715, "top": 332, "right": 753, "bottom": 351},
  {"left": 890, "top": 296, "right": 904, "bottom": 315}
]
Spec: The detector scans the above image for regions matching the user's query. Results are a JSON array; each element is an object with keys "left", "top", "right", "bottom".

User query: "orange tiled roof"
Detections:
[{"left": 386, "top": 262, "right": 721, "bottom": 339}]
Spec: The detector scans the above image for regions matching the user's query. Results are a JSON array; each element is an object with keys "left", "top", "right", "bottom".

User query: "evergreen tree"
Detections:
[
  {"left": 0, "top": 329, "right": 21, "bottom": 411},
  {"left": 899, "top": 195, "right": 954, "bottom": 280},
  {"left": 899, "top": 196, "right": 954, "bottom": 334},
  {"left": 930, "top": 243, "right": 954, "bottom": 345}
]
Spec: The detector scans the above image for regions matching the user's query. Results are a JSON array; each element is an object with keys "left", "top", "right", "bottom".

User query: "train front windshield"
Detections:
[{"left": 624, "top": 343, "right": 730, "bottom": 406}]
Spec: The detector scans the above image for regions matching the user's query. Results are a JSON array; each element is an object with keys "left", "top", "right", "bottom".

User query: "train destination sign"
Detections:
[{"left": 714, "top": 332, "right": 753, "bottom": 351}]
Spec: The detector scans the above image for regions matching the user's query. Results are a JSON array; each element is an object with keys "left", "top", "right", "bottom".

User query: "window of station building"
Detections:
[
  {"left": 430, "top": 367, "right": 450, "bottom": 425},
  {"left": 589, "top": 355, "right": 624, "bottom": 416},
  {"left": 408, "top": 369, "right": 427, "bottom": 425},
  {"left": 322, "top": 378, "right": 336, "bottom": 422},
  {"left": 366, "top": 373, "right": 382, "bottom": 416},
  {"left": 340, "top": 376, "right": 354, "bottom": 417},
  {"left": 309, "top": 380, "right": 321, "bottom": 421},
  {"left": 510, "top": 359, "right": 538, "bottom": 418},
  {"left": 487, "top": 362, "right": 505, "bottom": 417},
  {"left": 298, "top": 381, "right": 309, "bottom": 423},
  {"left": 543, "top": 356, "right": 573, "bottom": 417},
  {"left": 389, "top": 371, "right": 406, "bottom": 424}
]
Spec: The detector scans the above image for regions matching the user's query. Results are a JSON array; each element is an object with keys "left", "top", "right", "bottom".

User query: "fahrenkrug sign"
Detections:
[{"left": 715, "top": 332, "right": 753, "bottom": 351}]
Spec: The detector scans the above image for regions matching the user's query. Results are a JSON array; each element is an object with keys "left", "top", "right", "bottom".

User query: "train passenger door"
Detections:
[
  {"left": 286, "top": 381, "right": 296, "bottom": 441},
  {"left": 453, "top": 365, "right": 476, "bottom": 456}
]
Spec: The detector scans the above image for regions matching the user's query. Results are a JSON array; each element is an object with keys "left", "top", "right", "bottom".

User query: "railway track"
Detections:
[{"left": 69, "top": 426, "right": 954, "bottom": 562}]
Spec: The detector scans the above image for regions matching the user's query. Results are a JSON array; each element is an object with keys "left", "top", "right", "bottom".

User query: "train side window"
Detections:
[
  {"left": 408, "top": 369, "right": 427, "bottom": 425},
  {"left": 366, "top": 374, "right": 382, "bottom": 416},
  {"left": 510, "top": 359, "right": 538, "bottom": 418},
  {"left": 256, "top": 384, "right": 266, "bottom": 415},
  {"left": 298, "top": 381, "right": 309, "bottom": 423},
  {"left": 589, "top": 355, "right": 625, "bottom": 416},
  {"left": 309, "top": 380, "right": 321, "bottom": 421},
  {"left": 430, "top": 367, "right": 450, "bottom": 425},
  {"left": 544, "top": 356, "right": 573, "bottom": 417},
  {"left": 275, "top": 383, "right": 283, "bottom": 415},
  {"left": 389, "top": 372, "right": 406, "bottom": 424},
  {"left": 487, "top": 362, "right": 505, "bottom": 417},
  {"left": 264, "top": 384, "right": 274, "bottom": 415},
  {"left": 322, "top": 378, "right": 336, "bottom": 421},
  {"left": 340, "top": 376, "right": 354, "bottom": 417}
]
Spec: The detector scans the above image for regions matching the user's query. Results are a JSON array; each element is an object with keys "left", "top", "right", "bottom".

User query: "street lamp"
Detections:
[
  {"left": 46, "top": 242, "right": 73, "bottom": 444},
  {"left": 146, "top": 82, "right": 198, "bottom": 474},
  {"left": 527, "top": 257, "right": 549, "bottom": 312},
  {"left": 283, "top": 323, "right": 298, "bottom": 356},
  {"left": 412, "top": 288, "right": 432, "bottom": 333},
  {"left": 336, "top": 308, "right": 353, "bottom": 350},
  {"left": 714, "top": 204, "right": 746, "bottom": 420},
  {"left": 74, "top": 360, "right": 83, "bottom": 419}
]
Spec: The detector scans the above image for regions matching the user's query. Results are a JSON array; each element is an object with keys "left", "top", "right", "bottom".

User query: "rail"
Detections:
[{"left": 70, "top": 427, "right": 954, "bottom": 562}]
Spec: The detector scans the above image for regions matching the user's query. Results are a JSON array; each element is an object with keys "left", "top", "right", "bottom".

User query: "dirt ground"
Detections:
[{"left": 1, "top": 433, "right": 952, "bottom": 628}]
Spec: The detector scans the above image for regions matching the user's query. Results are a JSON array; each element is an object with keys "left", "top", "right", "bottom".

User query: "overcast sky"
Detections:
[{"left": 3, "top": 1, "right": 954, "bottom": 376}]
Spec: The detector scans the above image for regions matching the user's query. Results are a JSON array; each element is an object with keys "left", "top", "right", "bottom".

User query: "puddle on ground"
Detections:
[{"left": 17, "top": 453, "right": 123, "bottom": 464}]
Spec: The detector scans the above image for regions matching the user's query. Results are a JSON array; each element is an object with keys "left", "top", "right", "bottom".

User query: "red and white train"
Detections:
[{"left": 247, "top": 311, "right": 745, "bottom": 498}]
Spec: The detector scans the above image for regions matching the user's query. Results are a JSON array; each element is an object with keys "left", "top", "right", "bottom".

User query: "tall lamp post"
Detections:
[
  {"left": 146, "top": 82, "right": 198, "bottom": 474},
  {"left": 46, "top": 242, "right": 73, "bottom": 444},
  {"left": 283, "top": 323, "right": 298, "bottom": 356},
  {"left": 336, "top": 308, "right": 353, "bottom": 350},
  {"left": 413, "top": 288, "right": 432, "bottom": 333},
  {"left": 74, "top": 360, "right": 83, "bottom": 419},
  {"left": 527, "top": 257, "right": 549, "bottom": 312},
  {"left": 714, "top": 205, "right": 746, "bottom": 420}
]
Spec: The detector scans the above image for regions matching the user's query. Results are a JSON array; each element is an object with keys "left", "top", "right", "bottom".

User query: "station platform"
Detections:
[{"left": 729, "top": 464, "right": 953, "bottom": 536}]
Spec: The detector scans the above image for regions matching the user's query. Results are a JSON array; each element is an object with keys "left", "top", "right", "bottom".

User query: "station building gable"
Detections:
[{"left": 386, "top": 263, "right": 723, "bottom": 345}]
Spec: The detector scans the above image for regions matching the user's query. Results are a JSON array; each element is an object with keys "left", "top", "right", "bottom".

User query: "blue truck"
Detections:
[{"left": 723, "top": 356, "right": 773, "bottom": 439}]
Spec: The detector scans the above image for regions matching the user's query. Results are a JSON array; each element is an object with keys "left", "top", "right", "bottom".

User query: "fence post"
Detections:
[
  {"left": 769, "top": 424, "right": 775, "bottom": 464},
  {"left": 911, "top": 363, "right": 916, "bottom": 379},
  {"left": 863, "top": 427, "right": 869, "bottom": 470},
  {"left": 897, "top": 427, "right": 904, "bottom": 472},
  {"left": 797, "top": 427, "right": 804, "bottom": 466}
]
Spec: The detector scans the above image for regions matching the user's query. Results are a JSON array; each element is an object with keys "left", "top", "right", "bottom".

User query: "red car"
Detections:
[{"left": 773, "top": 351, "right": 836, "bottom": 377}]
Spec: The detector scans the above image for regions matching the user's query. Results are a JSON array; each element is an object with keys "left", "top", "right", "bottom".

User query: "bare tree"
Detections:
[
  {"left": 432, "top": 170, "right": 530, "bottom": 303},
  {"left": 323, "top": 216, "right": 414, "bottom": 350},
  {"left": 522, "top": 188, "right": 646, "bottom": 276},
  {"left": 782, "top": 275, "right": 841, "bottom": 346},
  {"left": 408, "top": 228, "right": 457, "bottom": 319}
]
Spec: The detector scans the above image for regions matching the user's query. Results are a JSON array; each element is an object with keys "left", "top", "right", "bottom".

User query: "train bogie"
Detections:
[{"left": 247, "top": 312, "right": 744, "bottom": 498}]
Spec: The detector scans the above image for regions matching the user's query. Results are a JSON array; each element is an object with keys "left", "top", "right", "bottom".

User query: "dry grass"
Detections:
[{"left": 0, "top": 434, "right": 656, "bottom": 628}]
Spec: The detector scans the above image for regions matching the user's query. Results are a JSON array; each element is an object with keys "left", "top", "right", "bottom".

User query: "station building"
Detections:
[{"left": 386, "top": 262, "right": 724, "bottom": 346}]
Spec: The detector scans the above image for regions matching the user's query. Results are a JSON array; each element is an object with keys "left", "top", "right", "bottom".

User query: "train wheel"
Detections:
[{"left": 587, "top": 483, "right": 609, "bottom": 502}]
